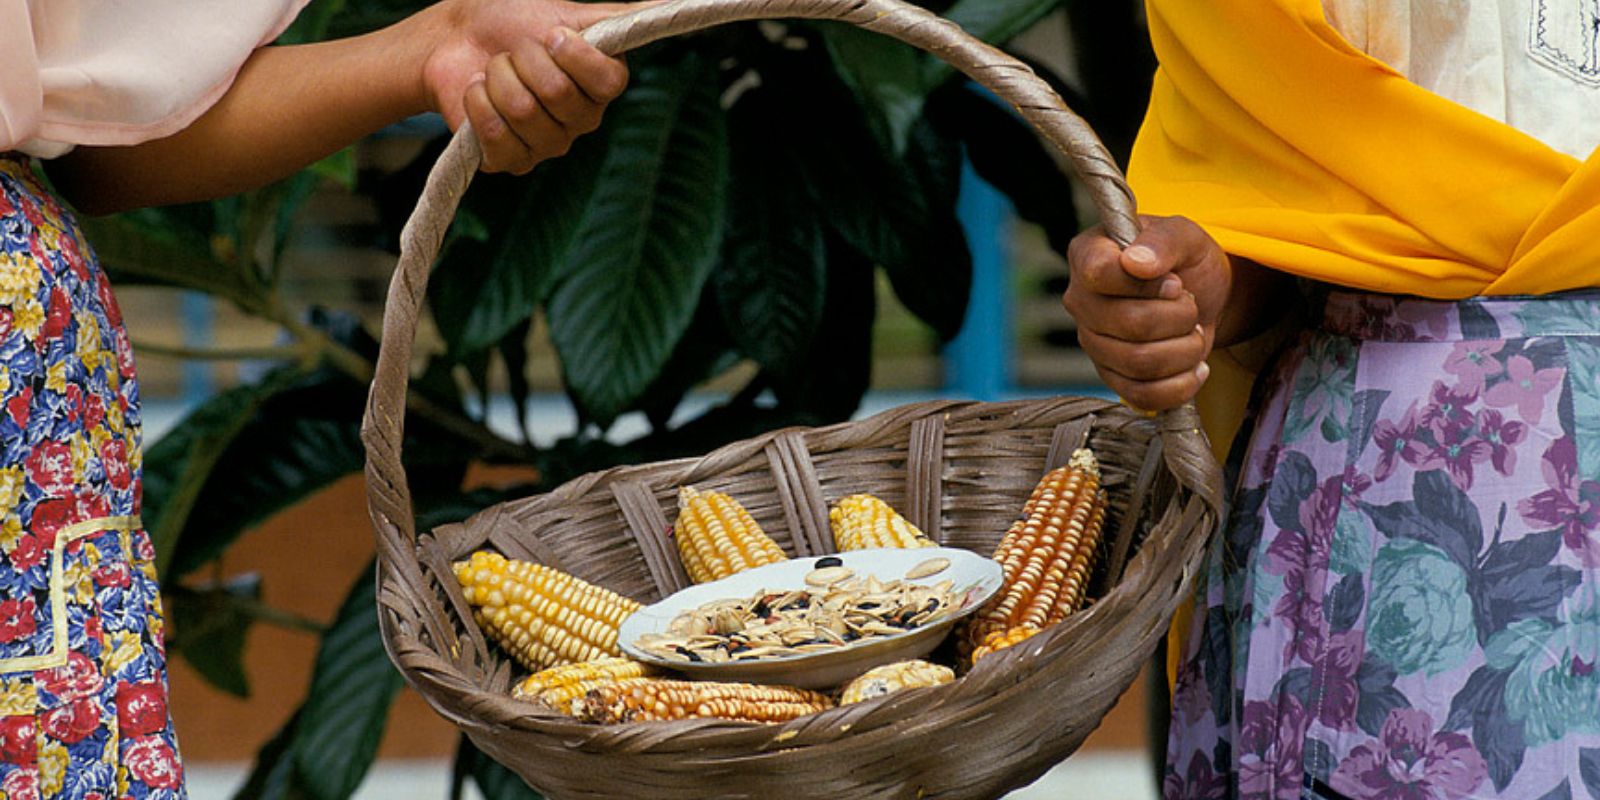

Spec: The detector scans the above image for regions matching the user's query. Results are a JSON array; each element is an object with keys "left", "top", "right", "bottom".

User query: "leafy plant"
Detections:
[{"left": 77, "top": 0, "right": 1155, "bottom": 797}]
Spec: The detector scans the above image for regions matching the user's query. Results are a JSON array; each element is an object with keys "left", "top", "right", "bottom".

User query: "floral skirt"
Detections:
[
  {"left": 1166, "top": 290, "right": 1600, "bottom": 800},
  {"left": 0, "top": 154, "right": 184, "bottom": 798}
]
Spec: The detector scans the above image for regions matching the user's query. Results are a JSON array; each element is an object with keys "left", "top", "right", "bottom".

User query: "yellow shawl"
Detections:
[{"left": 1132, "top": 0, "right": 1600, "bottom": 684}]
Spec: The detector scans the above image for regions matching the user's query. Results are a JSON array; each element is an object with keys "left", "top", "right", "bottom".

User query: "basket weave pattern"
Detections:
[{"left": 360, "top": 1, "right": 1222, "bottom": 797}]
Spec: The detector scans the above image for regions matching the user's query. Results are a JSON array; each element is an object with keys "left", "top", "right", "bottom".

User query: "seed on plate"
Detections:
[
  {"left": 814, "top": 556, "right": 844, "bottom": 569},
  {"left": 905, "top": 557, "right": 951, "bottom": 580},
  {"left": 805, "top": 566, "right": 854, "bottom": 587}
]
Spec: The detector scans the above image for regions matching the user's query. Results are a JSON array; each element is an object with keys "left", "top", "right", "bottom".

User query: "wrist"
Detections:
[{"left": 390, "top": 0, "right": 458, "bottom": 118}]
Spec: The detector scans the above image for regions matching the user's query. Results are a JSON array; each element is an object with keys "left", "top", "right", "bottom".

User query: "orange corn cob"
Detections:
[
  {"left": 839, "top": 659, "right": 955, "bottom": 704},
  {"left": 512, "top": 657, "right": 658, "bottom": 715},
  {"left": 829, "top": 494, "right": 934, "bottom": 551},
  {"left": 674, "top": 486, "right": 788, "bottom": 583},
  {"left": 454, "top": 551, "right": 642, "bottom": 672},
  {"left": 574, "top": 679, "right": 833, "bottom": 724},
  {"left": 971, "top": 625, "right": 1043, "bottom": 663},
  {"left": 965, "top": 449, "right": 1107, "bottom": 655}
]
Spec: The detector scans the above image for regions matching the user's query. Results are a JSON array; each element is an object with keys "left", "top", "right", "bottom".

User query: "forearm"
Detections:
[
  {"left": 49, "top": 6, "right": 446, "bottom": 215},
  {"left": 1213, "top": 255, "right": 1295, "bottom": 348}
]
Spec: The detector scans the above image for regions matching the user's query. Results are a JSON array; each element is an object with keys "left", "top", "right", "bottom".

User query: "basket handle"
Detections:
[{"left": 361, "top": 0, "right": 1220, "bottom": 552}]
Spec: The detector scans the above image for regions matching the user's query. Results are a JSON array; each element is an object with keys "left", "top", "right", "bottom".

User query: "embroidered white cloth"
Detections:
[
  {"left": 1321, "top": 0, "right": 1600, "bottom": 159},
  {"left": 0, "top": 0, "right": 311, "bottom": 157}
]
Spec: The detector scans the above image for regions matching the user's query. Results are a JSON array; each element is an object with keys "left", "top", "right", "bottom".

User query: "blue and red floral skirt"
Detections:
[
  {"left": 1168, "top": 289, "right": 1600, "bottom": 799},
  {"left": 0, "top": 154, "right": 184, "bottom": 799}
]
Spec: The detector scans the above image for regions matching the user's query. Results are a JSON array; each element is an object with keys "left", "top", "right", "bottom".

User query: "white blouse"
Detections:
[
  {"left": 1, "top": 0, "right": 311, "bottom": 157},
  {"left": 1321, "top": 0, "right": 1600, "bottom": 159}
]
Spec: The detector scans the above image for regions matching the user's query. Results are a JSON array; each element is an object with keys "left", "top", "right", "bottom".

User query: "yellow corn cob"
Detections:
[
  {"left": 454, "top": 551, "right": 642, "bottom": 672},
  {"left": 574, "top": 679, "right": 833, "bottom": 724},
  {"left": 965, "top": 449, "right": 1107, "bottom": 654},
  {"left": 839, "top": 659, "right": 955, "bottom": 704},
  {"left": 674, "top": 486, "right": 788, "bottom": 583},
  {"left": 512, "top": 657, "right": 659, "bottom": 714},
  {"left": 971, "top": 625, "right": 1042, "bottom": 663},
  {"left": 829, "top": 494, "right": 934, "bottom": 551}
]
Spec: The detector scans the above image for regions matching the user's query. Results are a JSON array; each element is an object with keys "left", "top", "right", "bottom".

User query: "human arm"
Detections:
[
  {"left": 47, "top": 0, "right": 634, "bottom": 215},
  {"left": 1061, "top": 215, "right": 1295, "bottom": 411}
]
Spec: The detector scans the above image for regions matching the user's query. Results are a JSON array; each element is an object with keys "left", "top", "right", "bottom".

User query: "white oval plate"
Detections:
[{"left": 619, "top": 547, "right": 1002, "bottom": 690}]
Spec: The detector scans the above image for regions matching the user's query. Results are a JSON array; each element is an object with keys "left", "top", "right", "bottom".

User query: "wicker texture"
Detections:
[{"left": 360, "top": 1, "right": 1222, "bottom": 797}]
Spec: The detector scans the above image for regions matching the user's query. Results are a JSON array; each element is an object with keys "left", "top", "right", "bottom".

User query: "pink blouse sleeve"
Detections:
[{"left": 1, "top": 0, "right": 313, "bottom": 157}]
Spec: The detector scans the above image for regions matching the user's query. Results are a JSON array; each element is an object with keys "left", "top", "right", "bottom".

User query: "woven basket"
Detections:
[{"left": 361, "top": 1, "right": 1223, "bottom": 797}]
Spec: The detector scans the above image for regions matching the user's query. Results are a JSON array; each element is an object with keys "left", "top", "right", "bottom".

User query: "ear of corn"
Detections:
[
  {"left": 674, "top": 486, "right": 788, "bottom": 583},
  {"left": 829, "top": 494, "right": 934, "bottom": 551},
  {"left": 454, "top": 551, "right": 642, "bottom": 672},
  {"left": 839, "top": 659, "right": 955, "bottom": 704},
  {"left": 513, "top": 657, "right": 658, "bottom": 714},
  {"left": 574, "top": 679, "right": 833, "bottom": 724},
  {"left": 964, "top": 448, "right": 1107, "bottom": 657},
  {"left": 971, "top": 625, "right": 1042, "bottom": 663}
]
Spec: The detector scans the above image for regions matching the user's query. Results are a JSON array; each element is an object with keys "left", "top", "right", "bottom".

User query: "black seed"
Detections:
[{"left": 815, "top": 556, "right": 844, "bottom": 569}]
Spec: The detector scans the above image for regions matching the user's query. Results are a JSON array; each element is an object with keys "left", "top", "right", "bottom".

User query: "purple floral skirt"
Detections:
[{"left": 1166, "top": 290, "right": 1600, "bottom": 800}]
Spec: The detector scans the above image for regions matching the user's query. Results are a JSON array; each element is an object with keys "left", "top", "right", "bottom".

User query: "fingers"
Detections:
[
  {"left": 1120, "top": 214, "right": 1219, "bottom": 281},
  {"left": 1066, "top": 228, "right": 1181, "bottom": 301},
  {"left": 1092, "top": 359, "right": 1212, "bottom": 413},
  {"left": 470, "top": 29, "right": 627, "bottom": 174},
  {"left": 546, "top": 27, "right": 629, "bottom": 106},
  {"left": 1063, "top": 217, "right": 1221, "bottom": 411}
]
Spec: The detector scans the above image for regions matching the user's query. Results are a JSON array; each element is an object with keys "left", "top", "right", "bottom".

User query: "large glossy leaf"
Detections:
[
  {"left": 232, "top": 710, "right": 315, "bottom": 800},
  {"left": 923, "top": 0, "right": 1067, "bottom": 86},
  {"left": 453, "top": 738, "right": 546, "bottom": 800},
  {"left": 926, "top": 82, "right": 1078, "bottom": 252},
  {"left": 429, "top": 131, "right": 605, "bottom": 357},
  {"left": 715, "top": 83, "right": 827, "bottom": 384},
  {"left": 156, "top": 370, "right": 370, "bottom": 578},
  {"left": 294, "top": 565, "right": 405, "bottom": 800},
  {"left": 143, "top": 367, "right": 305, "bottom": 578},
  {"left": 632, "top": 287, "right": 740, "bottom": 434},
  {"left": 79, "top": 212, "right": 260, "bottom": 308},
  {"left": 820, "top": 24, "right": 926, "bottom": 154},
  {"left": 878, "top": 118, "right": 970, "bottom": 340},
  {"left": 761, "top": 48, "right": 970, "bottom": 339},
  {"left": 545, "top": 51, "right": 729, "bottom": 426},
  {"left": 770, "top": 234, "right": 877, "bottom": 419},
  {"left": 1065, "top": 0, "right": 1155, "bottom": 166},
  {"left": 167, "top": 573, "right": 263, "bottom": 697}
]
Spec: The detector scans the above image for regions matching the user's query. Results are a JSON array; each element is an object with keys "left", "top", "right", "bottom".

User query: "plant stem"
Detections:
[
  {"left": 275, "top": 314, "right": 535, "bottom": 462},
  {"left": 132, "top": 341, "right": 306, "bottom": 362}
]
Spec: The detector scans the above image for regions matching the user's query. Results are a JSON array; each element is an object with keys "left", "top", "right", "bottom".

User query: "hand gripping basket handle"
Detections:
[{"left": 361, "top": 0, "right": 1221, "bottom": 553}]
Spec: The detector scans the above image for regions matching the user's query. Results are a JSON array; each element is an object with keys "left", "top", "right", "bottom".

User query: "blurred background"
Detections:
[{"left": 87, "top": 0, "right": 1163, "bottom": 796}]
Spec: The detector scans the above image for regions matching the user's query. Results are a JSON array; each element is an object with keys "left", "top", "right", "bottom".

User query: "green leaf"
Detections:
[
  {"left": 820, "top": 23, "right": 926, "bottom": 154},
  {"left": 143, "top": 368, "right": 304, "bottom": 578},
  {"left": 759, "top": 48, "right": 970, "bottom": 339},
  {"left": 157, "top": 371, "right": 369, "bottom": 579},
  {"left": 715, "top": 83, "right": 827, "bottom": 384},
  {"left": 924, "top": 0, "right": 1067, "bottom": 86},
  {"left": 168, "top": 574, "right": 263, "bottom": 697},
  {"left": 277, "top": 0, "right": 349, "bottom": 44},
  {"left": 498, "top": 319, "right": 535, "bottom": 445},
  {"left": 545, "top": 51, "right": 729, "bottom": 425},
  {"left": 430, "top": 131, "right": 606, "bottom": 357},
  {"left": 454, "top": 737, "right": 546, "bottom": 800},
  {"left": 925, "top": 82, "right": 1078, "bottom": 252},
  {"left": 232, "top": 711, "right": 316, "bottom": 800},
  {"left": 632, "top": 288, "right": 741, "bottom": 433},
  {"left": 78, "top": 212, "right": 260, "bottom": 308},
  {"left": 294, "top": 565, "right": 405, "bottom": 800},
  {"left": 770, "top": 234, "right": 877, "bottom": 420},
  {"left": 876, "top": 118, "right": 970, "bottom": 340}
]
